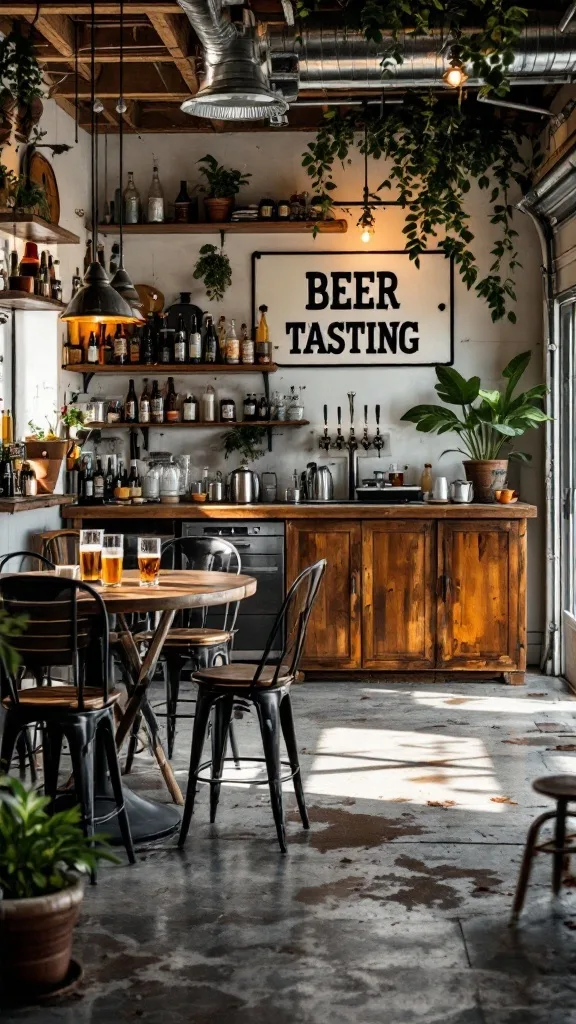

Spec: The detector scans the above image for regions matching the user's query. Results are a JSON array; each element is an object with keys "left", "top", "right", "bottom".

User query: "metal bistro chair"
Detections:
[
  {"left": 133, "top": 536, "right": 243, "bottom": 761},
  {"left": 178, "top": 558, "right": 327, "bottom": 854},
  {"left": 0, "top": 574, "right": 135, "bottom": 872},
  {"left": 40, "top": 529, "right": 80, "bottom": 567}
]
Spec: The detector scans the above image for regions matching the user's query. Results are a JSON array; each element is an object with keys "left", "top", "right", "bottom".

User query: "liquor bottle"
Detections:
[
  {"left": 225, "top": 319, "right": 240, "bottom": 364},
  {"left": 0, "top": 249, "right": 7, "bottom": 292},
  {"left": 147, "top": 162, "right": 164, "bottom": 223},
  {"left": 121, "top": 462, "right": 129, "bottom": 488},
  {"left": 420, "top": 463, "right": 433, "bottom": 497},
  {"left": 97, "top": 242, "right": 106, "bottom": 268},
  {"left": 105, "top": 457, "right": 115, "bottom": 499},
  {"left": 37, "top": 250, "right": 47, "bottom": 294},
  {"left": 150, "top": 380, "right": 164, "bottom": 424},
  {"left": 102, "top": 331, "right": 113, "bottom": 365},
  {"left": 165, "top": 377, "right": 180, "bottom": 423},
  {"left": 141, "top": 316, "right": 155, "bottom": 365},
  {"left": 203, "top": 315, "right": 218, "bottom": 364},
  {"left": 128, "top": 460, "right": 141, "bottom": 498},
  {"left": 173, "top": 314, "right": 187, "bottom": 364},
  {"left": 84, "top": 241, "right": 92, "bottom": 273},
  {"left": 255, "top": 304, "right": 272, "bottom": 364},
  {"left": 124, "top": 379, "right": 138, "bottom": 423},
  {"left": 48, "top": 253, "right": 55, "bottom": 282},
  {"left": 77, "top": 458, "right": 86, "bottom": 501},
  {"left": 87, "top": 331, "right": 99, "bottom": 364},
  {"left": 84, "top": 458, "right": 94, "bottom": 500},
  {"left": 113, "top": 324, "right": 128, "bottom": 364},
  {"left": 243, "top": 393, "right": 257, "bottom": 422},
  {"left": 240, "top": 323, "right": 254, "bottom": 364},
  {"left": 123, "top": 171, "right": 141, "bottom": 224},
  {"left": 2, "top": 408, "right": 13, "bottom": 443},
  {"left": 0, "top": 450, "right": 14, "bottom": 498},
  {"left": 8, "top": 250, "right": 19, "bottom": 289},
  {"left": 93, "top": 458, "right": 105, "bottom": 502},
  {"left": 139, "top": 379, "right": 151, "bottom": 423},
  {"left": 217, "top": 315, "right": 227, "bottom": 363},
  {"left": 114, "top": 459, "right": 124, "bottom": 494},
  {"left": 183, "top": 394, "right": 198, "bottom": 421},
  {"left": 129, "top": 330, "right": 141, "bottom": 364},
  {"left": 40, "top": 263, "right": 51, "bottom": 298},
  {"left": 257, "top": 394, "right": 269, "bottom": 420},
  {"left": 109, "top": 242, "right": 120, "bottom": 276},
  {"left": 188, "top": 313, "right": 202, "bottom": 364},
  {"left": 71, "top": 266, "right": 82, "bottom": 296},
  {"left": 174, "top": 179, "right": 191, "bottom": 223},
  {"left": 158, "top": 319, "right": 173, "bottom": 364}
]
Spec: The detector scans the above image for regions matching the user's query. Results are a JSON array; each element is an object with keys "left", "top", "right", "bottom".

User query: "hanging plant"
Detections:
[
  {"left": 193, "top": 243, "right": 232, "bottom": 302},
  {"left": 0, "top": 21, "right": 44, "bottom": 107},
  {"left": 222, "top": 426, "right": 267, "bottom": 464},
  {"left": 303, "top": 94, "right": 539, "bottom": 322},
  {"left": 295, "top": 0, "right": 528, "bottom": 97}
]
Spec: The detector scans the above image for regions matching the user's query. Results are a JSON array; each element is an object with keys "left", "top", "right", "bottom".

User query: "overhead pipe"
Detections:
[{"left": 477, "top": 95, "right": 554, "bottom": 117}]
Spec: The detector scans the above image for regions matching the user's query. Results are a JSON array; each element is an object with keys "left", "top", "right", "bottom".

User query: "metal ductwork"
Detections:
[
  {"left": 177, "top": 0, "right": 288, "bottom": 120},
  {"left": 267, "top": 21, "right": 576, "bottom": 93}
]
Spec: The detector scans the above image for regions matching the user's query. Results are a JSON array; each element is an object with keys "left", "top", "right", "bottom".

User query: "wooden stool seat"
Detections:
[
  {"left": 533, "top": 775, "right": 576, "bottom": 800},
  {"left": 2, "top": 686, "right": 121, "bottom": 711},
  {"left": 135, "top": 627, "right": 234, "bottom": 647},
  {"left": 194, "top": 663, "right": 293, "bottom": 689}
]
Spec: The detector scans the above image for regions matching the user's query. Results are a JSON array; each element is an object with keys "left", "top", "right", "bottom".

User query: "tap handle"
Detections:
[
  {"left": 337, "top": 406, "right": 341, "bottom": 427},
  {"left": 375, "top": 403, "right": 380, "bottom": 426},
  {"left": 364, "top": 404, "right": 368, "bottom": 425},
  {"left": 323, "top": 404, "right": 328, "bottom": 427},
  {"left": 347, "top": 391, "right": 355, "bottom": 423}
]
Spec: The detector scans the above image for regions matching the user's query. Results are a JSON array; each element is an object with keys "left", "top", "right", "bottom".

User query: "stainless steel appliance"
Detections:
[
  {"left": 449, "top": 479, "right": 474, "bottom": 503},
  {"left": 228, "top": 466, "right": 260, "bottom": 504},
  {"left": 302, "top": 462, "right": 334, "bottom": 501},
  {"left": 183, "top": 521, "right": 284, "bottom": 658},
  {"left": 355, "top": 484, "right": 423, "bottom": 504}
]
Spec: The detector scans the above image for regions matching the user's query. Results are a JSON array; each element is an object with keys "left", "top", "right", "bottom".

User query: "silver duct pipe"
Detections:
[
  {"left": 177, "top": 0, "right": 287, "bottom": 119},
  {"left": 267, "top": 22, "right": 576, "bottom": 91}
]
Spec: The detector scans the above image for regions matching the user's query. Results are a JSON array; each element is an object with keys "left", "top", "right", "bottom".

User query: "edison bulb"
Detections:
[
  {"left": 361, "top": 229, "right": 372, "bottom": 243},
  {"left": 443, "top": 65, "right": 468, "bottom": 88}
]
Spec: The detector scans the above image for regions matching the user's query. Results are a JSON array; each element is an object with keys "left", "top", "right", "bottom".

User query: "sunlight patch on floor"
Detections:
[
  {"left": 408, "top": 692, "right": 576, "bottom": 715},
  {"left": 303, "top": 727, "right": 505, "bottom": 811}
]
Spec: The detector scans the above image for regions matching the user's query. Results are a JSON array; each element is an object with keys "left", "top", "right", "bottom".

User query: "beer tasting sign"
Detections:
[{"left": 252, "top": 250, "right": 454, "bottom": 368}]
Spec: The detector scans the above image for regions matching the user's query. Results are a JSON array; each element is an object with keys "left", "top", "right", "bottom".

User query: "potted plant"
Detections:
[
  {"left": 0, "top": 776, "right": 115, "bottom": 1000},
  {"left": 0, "top": 22, "right": 44, "bottom": 144},
  {"left": 11, "top": 174, "right": 50, "bottom": 219},
  {"left": 25, "top": 415, "right": 69, "bottom": 494},
  {"left": 193, "top": 242, "right": 232, "bottom": 301},
  {"left": 400, "top": 351, "right": 549, "bottom": 502},
  {"left": 0, "top": 160, "right": 16, "bottom": 209},
  {"left": 197, "top": 154, "right": 251, "bottom": 222}
]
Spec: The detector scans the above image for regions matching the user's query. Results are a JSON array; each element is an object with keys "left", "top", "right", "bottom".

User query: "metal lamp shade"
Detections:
[
  {"left": 60, "top": 262, "right": 139, "bottom": 324},
  {"left": 181, "top": 41, "right": 288, "bottom": 121},
  {"left": 110, "top": 266, "right": 145, "bottom": 322}
]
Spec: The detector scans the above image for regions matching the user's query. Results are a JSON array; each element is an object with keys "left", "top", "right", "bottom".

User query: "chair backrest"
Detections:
[
  {"left": 0, "top": 574, "right": 110, "bottom": 710},
  {"left": 161, "top": 536, "right": 242, "bottom": 632},
  {"left": 40, "top": 530, "right": 80, "bottom": 567},
  {"left": 0, "top": 551, "right": 55, "bottom": 573},
  {"left": 253, "top": 559, "right": 326, "bottom": 689}
]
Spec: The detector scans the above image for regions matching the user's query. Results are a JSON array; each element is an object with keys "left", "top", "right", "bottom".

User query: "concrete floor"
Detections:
[{"left": 4, "top": 674, "right": 576, "bottom": 1024}]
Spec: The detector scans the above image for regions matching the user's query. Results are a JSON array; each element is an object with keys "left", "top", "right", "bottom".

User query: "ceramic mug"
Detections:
[{"left": 494, "top": 489, "right": 518, "bottom": 504}]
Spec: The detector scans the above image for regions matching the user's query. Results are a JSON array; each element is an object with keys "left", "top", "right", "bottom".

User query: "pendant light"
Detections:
[
  {"left": 358, "top": 124, "right": 375, "bottom": 244},
  {"left": 110, "top": 0, "right": 143, "bottom": 318},
  {"left": 61, "top": 1, "right": 137, "bottom": 324}
]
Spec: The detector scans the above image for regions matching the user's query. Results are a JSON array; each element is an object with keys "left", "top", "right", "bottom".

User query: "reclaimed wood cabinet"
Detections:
[{"left": 286, "top": 517, "right": 527, "bottom": 679}]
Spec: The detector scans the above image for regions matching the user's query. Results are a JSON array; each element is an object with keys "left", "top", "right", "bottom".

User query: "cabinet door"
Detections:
[
  {"left": 437, "top": 520, "right": 526, "bottom": 670},
  {"left": 285, "top": 520, "right": 362, "bottom": 669},
  {"left": 362, "top": 520, "right": 436, "bottom": 669}
]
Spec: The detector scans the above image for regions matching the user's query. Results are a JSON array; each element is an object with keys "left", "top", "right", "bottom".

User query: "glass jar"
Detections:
[
  {"left": 220, "top": 398, "right": 236, "bottom": 422},
  {"left": 255, "top": 340, "right": 272, "bottom": 365},
  {"left": 142, "top": 463, "right": 162, "bottom": 500},
  {"left": 200, "top": 384, "right": 216, "bottom": 422}
]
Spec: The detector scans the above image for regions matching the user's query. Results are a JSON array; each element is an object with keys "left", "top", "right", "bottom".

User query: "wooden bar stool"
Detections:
[{"left": 511, "top": 775, "right": 576, "bottom": 922}]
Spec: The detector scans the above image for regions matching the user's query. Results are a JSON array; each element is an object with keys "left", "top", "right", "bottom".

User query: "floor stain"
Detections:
[
  {"left": 411, "top": 773, "right": 450, "bottom": 784},
  {"left": 371, "top": 856, "right": 503, "bottom": 911},
  {"left": 296, "top": 875, "right": 365, "bottom": 905},
  {"left": 290, "top": 806, "right": 427, "bottom": 853}
]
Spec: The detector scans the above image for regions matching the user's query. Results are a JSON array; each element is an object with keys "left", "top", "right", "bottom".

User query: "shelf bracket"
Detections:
[
  {"left": 82, "top": 371, "right": 94, "bottom": 392},
  {"left": 139, "top": 425, "right": 150, "bottom": 450},
  {"left": 262, "top": 372, "right": 273, "bottom": 452},
  {"left": 220, "top": 229, "right": 225, "bottom": 249}
]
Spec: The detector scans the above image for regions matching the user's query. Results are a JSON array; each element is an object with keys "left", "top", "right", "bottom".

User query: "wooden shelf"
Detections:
[
  {"left": 63, "top": 362, "right": 278, "bottom": 374},
  {"left": 0, "top": 214, "right": 80, "bottom": 245},
  {"left": 1, "top": 291, "right": 65, "bottom": 311},
  {"left": 97, "top": 220, "right": 348, "bottom": 236},
  {"left": 89, "top": 420, "right": 309, "bottom": 429}
]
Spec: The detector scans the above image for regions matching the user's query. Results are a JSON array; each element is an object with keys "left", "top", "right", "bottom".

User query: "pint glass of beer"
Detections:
[
  {"left": 79, "top": 529, "right": 104, "bottom": 582},
  {"left": 138, "top": 537, "right": 161, "bottom": 587},
  {"left": 101, "top": 534, "right": 124, "bottom": 588}
]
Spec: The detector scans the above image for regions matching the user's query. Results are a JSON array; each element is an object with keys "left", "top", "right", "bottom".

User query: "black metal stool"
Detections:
[{"left": 511, "top": 774, "right": 576, "bottom": 922}]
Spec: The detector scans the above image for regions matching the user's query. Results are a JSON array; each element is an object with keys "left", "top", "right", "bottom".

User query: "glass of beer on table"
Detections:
[
  {"left": 101, "top": 534, "right": 124, "bottom": 588},
  {"left": 138, "top": 537, "right": 161, "bottom": 587},
  {"left": 79, "top": 529, "right": 103, "bottom": 582}
]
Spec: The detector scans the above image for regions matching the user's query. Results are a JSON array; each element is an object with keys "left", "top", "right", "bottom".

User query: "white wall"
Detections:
[{"left": 90, "top": 131, "right": 545, "bottom": 653}]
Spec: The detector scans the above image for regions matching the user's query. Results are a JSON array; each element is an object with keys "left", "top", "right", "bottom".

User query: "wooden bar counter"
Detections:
[{"left": 63, "top": 501, "right": 537, "bottom": 684}]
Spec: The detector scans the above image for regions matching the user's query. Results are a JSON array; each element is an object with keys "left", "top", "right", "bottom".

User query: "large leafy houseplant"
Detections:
[
  {"left": 197, "top": 154, "right": 251, "bottom": 198},
  {"left": 193, "top": 243, "right": 232, "bottom": 302},
  {"left": 0, "top": 21, "right": 44, "bottom": 143}
]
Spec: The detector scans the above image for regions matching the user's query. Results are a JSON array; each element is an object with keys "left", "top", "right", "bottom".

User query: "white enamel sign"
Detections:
[{"left": 252, "top": 250, "right": 454, "bottom": 367}]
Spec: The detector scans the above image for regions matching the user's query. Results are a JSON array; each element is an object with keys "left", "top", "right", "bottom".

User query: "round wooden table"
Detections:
[{"left": 65, "top": 569, "right": 256, "bottom": 843}]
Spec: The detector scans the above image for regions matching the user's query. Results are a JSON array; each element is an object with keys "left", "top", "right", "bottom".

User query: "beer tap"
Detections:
[
  {"left": 332, "top": 406, "right": 345, "bottom": 450},
  {"left": 346, "top": 392, "right": 358, "bottom": 452},
  {"left": 373, "top": 404, "right": 385, "bottom": 458},
  {"left": 361, "top": 404, "right": 372, "bottom": 451},
  {"left": 346, "top": 392, "right": 358, "bottom": 500},
  {"left": 319, "top": 404, "right": 331, "bottom": 453}
]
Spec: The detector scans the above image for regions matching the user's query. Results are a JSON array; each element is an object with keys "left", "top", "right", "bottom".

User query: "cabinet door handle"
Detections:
[{"left": 351, "top": 573, "right": 357, "bottom": 595}]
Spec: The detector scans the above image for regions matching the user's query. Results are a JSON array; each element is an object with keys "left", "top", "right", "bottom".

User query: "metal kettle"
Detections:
[
  {"left": 303, "top": 462, "right": 334, "bottom": 501},
  {"left": 228, "top": 465, "right": 260, "bottom": 504},
  {"left": 450, "top": 479, "right": 474, "bottom": 503}
]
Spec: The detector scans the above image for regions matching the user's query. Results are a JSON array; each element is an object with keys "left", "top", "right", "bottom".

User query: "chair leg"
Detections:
[
  {"left": 66, "top": 720, "right": 97, "bottom": 884},
  {"left": 124, "top": 712, "right": 141, "bottom": 775},
  {"left": 99, "top": 713, "right": 136, "bottom": 865},
  {"left": 43, "top": 726, "right": 63, "bottom": 807},
  {"left": 210, "top": 694, "right": 234, "bottom": 823},
  {"left": 16, "top": 728, "right": 37, "bottom": 782},
  {"left": 279, "top": 691, "right": 309, "bottom": 830},
  {"left": 553, "top": 798, "right": 568, "bottom": 896},
  {"left": 255, "top": 691, "right": 286, "bottom": 854},
  {"left": 0, "top": 713, "right": 23, "bottom": 776},
  {"left": 510, "top": 810, "right": 557, "bottom": 923},
  {"left": 165, "top": 657, "right": 181, "bottom": 760},
  {"left": 178, "top": 687, "right": 214, "bottom": 848},
  {"left": 228, "top": 719, "right": 241, "bottom": 770}
]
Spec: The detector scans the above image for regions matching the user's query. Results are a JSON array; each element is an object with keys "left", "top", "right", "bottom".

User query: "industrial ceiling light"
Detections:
[
  {"left": 61, "top": 1, "right": 136, "bottom": 325},
  {"left": 358, "top": 125, "right": 375, "bottom": 244},
  {"left": 109, "top": 0, "right": 143, "bottom": 319},
  {"left": 443, "top": 50, "right": 469, "bottom": 89}
]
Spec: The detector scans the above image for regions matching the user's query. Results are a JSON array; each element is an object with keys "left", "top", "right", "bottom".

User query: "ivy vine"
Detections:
[
  {"left": 295, "top": 0, "right": 528, "bottom": 97},
  {"left": 303, "top": 94, "right": 539, "bottom": 322}
]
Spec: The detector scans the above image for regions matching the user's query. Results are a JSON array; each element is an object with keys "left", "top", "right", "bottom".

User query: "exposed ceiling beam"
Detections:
[
  {"left": 26, "top": 12, "right": 92, "bottom": 80},
  {"left": 0, "top": 3, "right": 180, "bottom": 12},
  {"left": 147, "top": 12, "right": 198, "bottom": 93},
  {"left": 39, "top": 49, "right": 172, "bottom": 63},
  {"left": 52, "top": 62, "right": 188, "bottom": 100}
]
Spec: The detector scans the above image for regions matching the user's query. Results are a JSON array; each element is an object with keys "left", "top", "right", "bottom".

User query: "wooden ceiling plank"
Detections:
[
  {"left": 1, "top": 4, "right": 180, "bottom": 13},
  {"left": 147, "top": 12, "right": 198, "bottom": 93},
  {"left": 27, "top": 12, "right": 92, "bottom": 81}
]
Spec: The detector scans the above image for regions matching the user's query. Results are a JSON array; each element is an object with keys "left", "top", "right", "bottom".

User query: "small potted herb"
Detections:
[
  {"left": 193, "top": 242, "right": 232, "bottom": 302},
  {"left": 197, "top": 154, "right": 251, "bottom": 222},
  {"left": 0, "top": 776, "right": 116, "bottom": 1000}
]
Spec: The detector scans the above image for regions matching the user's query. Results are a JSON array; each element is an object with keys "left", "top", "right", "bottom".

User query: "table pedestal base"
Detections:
[{"left": 56, "top": 783, "right": 181, "bottom": 845}]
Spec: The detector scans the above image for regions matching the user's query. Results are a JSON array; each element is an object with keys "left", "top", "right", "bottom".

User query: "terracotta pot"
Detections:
[
  {"left": 463, "top": 459, "right": 508, "bottom": 503},
  {"left": 25, "top": 439, "right": 68, "bottom": 494},
  {"left": 204, "top": 197, "right": 233, "bottom": 223},
  {"left": 0, "top": 880, "right": 83, "bottom": 996}
]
